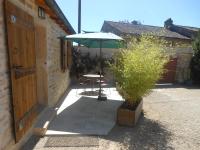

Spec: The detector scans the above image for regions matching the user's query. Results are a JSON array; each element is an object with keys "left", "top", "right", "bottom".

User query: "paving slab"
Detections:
[{"left": 46, "top": 87, "right": 123, "bottom": 135}]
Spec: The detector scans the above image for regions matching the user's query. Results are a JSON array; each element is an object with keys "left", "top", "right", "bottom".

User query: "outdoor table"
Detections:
[
  {"left": 83, "top": 74, "right": 102, "bottom": 78},
  {"left": 82, "top": 74, "right": 103, "bottom": 96},
  {"left": 64, "top": 32, "right": 123, "bottom": 101}
]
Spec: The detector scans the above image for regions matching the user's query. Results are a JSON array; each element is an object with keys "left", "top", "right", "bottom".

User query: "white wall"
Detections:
[{"left": 75, "top": 46, "right": 120, "bottom": 59}]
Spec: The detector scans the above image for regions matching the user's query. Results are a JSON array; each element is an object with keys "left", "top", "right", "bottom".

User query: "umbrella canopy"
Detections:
[
  {"left": 63, "top": 32, "right": 124, "bottom": 48},
  {"left": 63, "top": 32, "right": 124, "bottom": 101}
]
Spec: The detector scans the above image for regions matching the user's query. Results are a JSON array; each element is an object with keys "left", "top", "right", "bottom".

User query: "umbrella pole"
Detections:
[
  {"left": 99, "top": 41, "right": 102, "bottom": 96},
  {"left": 98, "top": 40, "right": 107, "bottom": 101}
]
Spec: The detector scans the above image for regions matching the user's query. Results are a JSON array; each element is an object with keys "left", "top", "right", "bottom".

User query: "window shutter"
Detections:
[
  {"left": 60, "top": 39, "right": 67, "bottom": 72},
  {"left": 67, "top": 41, "right": 72, "bottom": 68}
]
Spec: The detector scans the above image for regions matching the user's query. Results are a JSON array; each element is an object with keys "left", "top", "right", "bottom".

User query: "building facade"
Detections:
[
  {"left": 101, "top": 20, "right": 199, "bottom": 83},
  {"left": 0, "top": 0, "right": 74, "bottom": 149}
]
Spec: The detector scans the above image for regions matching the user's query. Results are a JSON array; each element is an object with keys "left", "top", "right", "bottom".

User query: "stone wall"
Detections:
[
  {"left": 166, "top": 38, "right": 193, "bottom": 83},
  {"left": 175, "top": 47, "right": 193, "bottom": 83},
  {"left": 0, "top": 0, "right": 71, "bottom": 149},
  {"left": 46, "top": 18, "right": 70, "bottom": 106},
  {"left": 79, "top": 44, "right": 193, "bottom": 83},
  {"left": 164, "top": 42, "right": 193, "bottom": 83},
  {"left": 0, "top": 0, "right": 14, "bottom": 149},
  {"left": 77, "top": 46, "right": 120, "bottom": 59}
]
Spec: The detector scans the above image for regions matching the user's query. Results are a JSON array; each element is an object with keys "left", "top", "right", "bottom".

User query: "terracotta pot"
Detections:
[{"left": 117, "top": 99, "right": 143, "bottom": 126}]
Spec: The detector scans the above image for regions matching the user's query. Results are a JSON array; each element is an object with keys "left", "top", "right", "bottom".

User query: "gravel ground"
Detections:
[{"left": 22, "top": 85, "right": 200, "bottom": 150}]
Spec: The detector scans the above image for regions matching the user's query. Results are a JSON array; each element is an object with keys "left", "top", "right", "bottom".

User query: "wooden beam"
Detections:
[
  {"left": 35, "top": 0, "right": 48, "bottom": 9},
  {"left": 56, "top": 20, "right": 63, "bottom": 24},
  {"left": 50, "top": 15, "right": 58, "bottom": 20}
]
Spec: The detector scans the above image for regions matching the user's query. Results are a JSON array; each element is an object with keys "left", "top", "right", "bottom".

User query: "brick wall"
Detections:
[{"left": 0, "top": 0, "right": 71, "bottom": 149}]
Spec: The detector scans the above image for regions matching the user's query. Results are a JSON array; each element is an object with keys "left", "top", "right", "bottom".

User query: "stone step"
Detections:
[{"left": 33, "top": 107, "right": 58, "bottom": 136}]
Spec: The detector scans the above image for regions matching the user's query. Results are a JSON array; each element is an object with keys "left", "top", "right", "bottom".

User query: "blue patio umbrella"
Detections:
[{"left": 63, "top": 32, "right": 124, "bottom": 101}]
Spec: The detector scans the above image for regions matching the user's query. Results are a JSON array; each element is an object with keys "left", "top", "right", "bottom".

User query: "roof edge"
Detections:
[
  {"left": 103, "top": 20, "right": 191, "bottom": 40},
  {"left": 101, "top": 21, "right": 123, "bottom": 35},
  {"left": 45, "top": 0, "right": 76, "bottom": 34}
]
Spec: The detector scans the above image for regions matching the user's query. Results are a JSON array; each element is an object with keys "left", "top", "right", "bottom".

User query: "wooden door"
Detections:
[
  {"left": 5, "top": 1, "right": 38, "bottom": 142},
  {"left": 35, "top": 25, "right": 48, "bottom": 105},
  {"left": 159, "top": 58, "right": 177, "bottom": 83}
]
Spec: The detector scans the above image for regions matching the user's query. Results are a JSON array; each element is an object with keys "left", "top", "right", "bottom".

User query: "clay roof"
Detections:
[
  {"left": 176, "top": 25, "right": 199, "bottom": 32},
  {"left": 102, "top": 21, "right": 190, "bottom": 40}
]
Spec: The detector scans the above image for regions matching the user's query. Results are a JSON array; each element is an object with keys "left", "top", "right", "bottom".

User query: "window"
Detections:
[
  {"left": 60, "top": 39, "right": 73, "bottom": 72},
  {"left": 60, "top": 39, "right": 67, "bottom": 72},
  {"left": 38, "top": 7, "right": 45, "bottom": 19}
]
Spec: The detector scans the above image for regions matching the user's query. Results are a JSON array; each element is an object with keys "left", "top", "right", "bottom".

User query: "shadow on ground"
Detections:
[
  {"left": 47, "top": 96, "right": 123, "bottom": 135},
  {"left": 155, "top": 83, "right": 200, "bottom": 89},
  {"left": 22, "top": 115, "right": 173, "bottom": 150},
  {"left": 79, "top": 90, "right": 101, "bottom": 96},
  {"left": 101, "top": 114, "right": 173, "bottom": 150},
  {"left": 21, "top": 135, "right": 40, "bottom": 150}
]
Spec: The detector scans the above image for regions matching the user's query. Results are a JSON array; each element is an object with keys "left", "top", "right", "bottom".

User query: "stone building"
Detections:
[
  {"left": 101, "top": 19, "right": 199, "bottom": 83},
  {"left": 0, "top": 0, "right": 75, "bottom": 149}
]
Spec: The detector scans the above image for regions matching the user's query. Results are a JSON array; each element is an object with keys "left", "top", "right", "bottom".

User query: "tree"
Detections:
[
  {"left": 131, "top": 20, "right": 141, "bottom": 25},
  {"left": 190, "top": 30, "right": 200, "bottom": 84}
]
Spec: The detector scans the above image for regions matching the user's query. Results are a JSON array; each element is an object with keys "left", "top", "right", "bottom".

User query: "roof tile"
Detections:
[{"left": 103, "top": 21, "right": 190, "bottom": 40}]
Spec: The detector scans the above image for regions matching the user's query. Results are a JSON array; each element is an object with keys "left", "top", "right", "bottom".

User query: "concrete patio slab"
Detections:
[
  {"left": 22, "top": 84, "right": 200, "bottom": 150},
  {"left": 46, "top": 87, "right": 123, "bottom": 135},
  {"left": 33, "top": 107, "right": 57, "bottom": 136}
]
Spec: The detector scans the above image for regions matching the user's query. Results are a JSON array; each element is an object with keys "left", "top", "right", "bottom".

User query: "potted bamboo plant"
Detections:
[{"left": 111, "top": 35, "right": 169, "bottom": 126}]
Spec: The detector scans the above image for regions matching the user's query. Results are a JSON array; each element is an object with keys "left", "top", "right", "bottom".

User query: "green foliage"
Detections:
[
  {"left": 190, "top": 30, "right": 200, "bottom": 83},
  {"left": 111, "top": 35, "right": 169, "bottom": 106},
  {"left": 192, "top": 30, "right": 200, "bottom": 54}
]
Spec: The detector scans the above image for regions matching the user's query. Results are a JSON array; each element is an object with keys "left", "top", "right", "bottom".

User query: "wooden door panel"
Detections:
[
  {"left": 5, "top": 1, "right": 38, "bottom": 142},
  {"left": 159, "top": 58, "right": 177, "bottom": 83},
  {"left": 26, "top": 27, "right": 36, "bottom": 67}
]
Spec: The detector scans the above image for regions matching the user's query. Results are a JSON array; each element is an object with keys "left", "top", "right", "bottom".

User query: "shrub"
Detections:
[
  {"left": 111, "top": 35, "right": 169, "bottom": 107},
  {"left": 190, "top": 30, "right": 200, "bottom": 84}
]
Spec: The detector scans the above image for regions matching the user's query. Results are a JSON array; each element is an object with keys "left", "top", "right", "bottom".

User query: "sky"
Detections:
[{"left": 55, "top": 0, "right": 200, "bottom": 33}]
